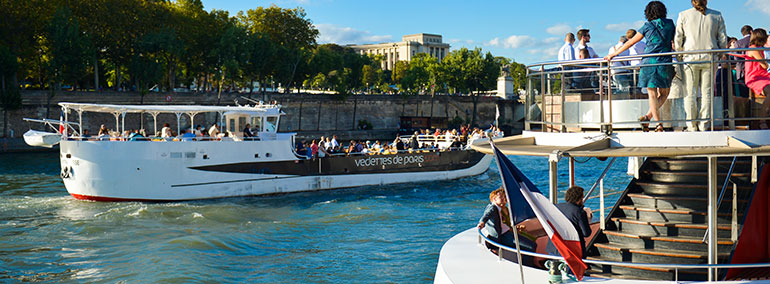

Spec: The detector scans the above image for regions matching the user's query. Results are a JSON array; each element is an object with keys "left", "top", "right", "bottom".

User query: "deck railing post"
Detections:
[
  {"left": 710, "top": 54, "right": 716, "bottom": 131},
  {"left": 599, "top": 61, "right": 605, "bottom": 130},
  {"left": 732, "top": 182, "right": 738, "bottom": 242},
  {"left": 526, "top": 69, "right": 532, "bottom": 131},
  {"left": 606, "top": 61, "right": 613, "bottom": 134},
  {"left": 707, "top": 156, "right": 718, "bottom": 281},
  {"left": 600, "top": 177, "right": 605, "bottom": 230},
  {"left": 549, "top": 151, "right": 560, "bottom": 204},
  {"left": 541, "top": 65, "right": 546, "bottom": 132},
  {"left": 561, "top": 67, "right": 566, "bottom": 132}
]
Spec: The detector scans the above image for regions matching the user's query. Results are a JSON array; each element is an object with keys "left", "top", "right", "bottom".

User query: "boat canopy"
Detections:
[{"left": 58, "top": 102, "right": 284, "bottom": 116}]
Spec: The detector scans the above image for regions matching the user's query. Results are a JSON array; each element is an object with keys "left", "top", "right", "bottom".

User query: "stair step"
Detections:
[
  {"left": 587, "top": 256, "right": 708, "bottom": 281},
  {"left": 627, "top": 193, "right": 748, "bottom": 211},
  {"left": 602, "top": 230, "right": 734, "bottom": 253},
  {"left": 609, "top": 217, "right": 733, "bottom": 238},
  {"left": 594, "top": 242, "right": 730, "bottom": 264},
  {"left": 647, "top": 158, "right": 751, "bottom": 172},
  {"left": 643, "top": 170, "right": 750, "bottom": 184},
  {"left": 619, "top": 205, "right": 742, "bottom": 223},
  {"left": 635, "top": 181, "right": 754, "bottom": 197}
]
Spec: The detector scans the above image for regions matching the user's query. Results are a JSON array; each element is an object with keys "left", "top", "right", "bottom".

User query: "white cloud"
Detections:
[
  {"left": 543, "top": 37, "right": 560, "bottom": 45},
  {"left": 487, "top": 35, "right": 536, "bottom": 49},
  {"left": 315, "top": 24, "right": 392, "bottom": 45},
  {"left": 605, "top": 20, "right": 645, "bottom": 32},
  {"left": 746, "top": 0, "right": 770, "bottom": 15},
  {"left": 546, "top": 24, "right": 573, "bottom": 36}
]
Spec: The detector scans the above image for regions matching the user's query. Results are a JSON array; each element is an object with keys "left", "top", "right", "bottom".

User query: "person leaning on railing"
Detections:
[{"left": 606, "top": 1, "right": 675, "bottom": 132}]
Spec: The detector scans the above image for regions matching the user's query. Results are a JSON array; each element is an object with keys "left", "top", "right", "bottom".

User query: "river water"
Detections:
[{"left": 0, "top": 152, "right": 629, "bottom": 283}]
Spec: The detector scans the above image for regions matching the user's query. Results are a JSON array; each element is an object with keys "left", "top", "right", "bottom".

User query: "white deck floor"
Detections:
[{"left": 433, "top": 228, "right": 769, "bottom": 284}]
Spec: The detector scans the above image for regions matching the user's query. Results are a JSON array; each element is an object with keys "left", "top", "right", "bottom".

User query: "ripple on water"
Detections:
[{"left": 0, "top": 152, "right": 630, "bottom": 283}]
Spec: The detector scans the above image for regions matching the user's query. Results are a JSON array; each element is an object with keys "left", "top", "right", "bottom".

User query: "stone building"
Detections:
[{"left": 349, "top": 33, "right": 450, "bottom": 70}]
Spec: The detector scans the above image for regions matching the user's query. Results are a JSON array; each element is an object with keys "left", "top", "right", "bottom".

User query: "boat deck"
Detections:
[{"left": 434, "top": 228, "right": 763, "bottom": 284}]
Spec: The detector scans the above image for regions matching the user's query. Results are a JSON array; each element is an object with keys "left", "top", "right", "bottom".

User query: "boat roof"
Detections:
[
  {"left": 472, "top": 131, "right": 770, "bottom": 158},
  {"left": 59, "top": 102, "right": 283, "bottom": 116}
]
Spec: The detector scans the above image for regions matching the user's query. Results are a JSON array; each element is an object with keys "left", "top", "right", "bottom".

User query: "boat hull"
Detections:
[{"left": 58, "top": 140, "right": 492, "bottom": 201}]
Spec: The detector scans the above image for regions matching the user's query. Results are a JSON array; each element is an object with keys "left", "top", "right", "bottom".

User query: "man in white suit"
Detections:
[{"left": 674, "top": 0, "right": 728, "bottom": 131}]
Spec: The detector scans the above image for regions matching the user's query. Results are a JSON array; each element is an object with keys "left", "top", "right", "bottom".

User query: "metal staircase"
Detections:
[{"left": 586, "top": 157, "right": 756, "bottom": 280}]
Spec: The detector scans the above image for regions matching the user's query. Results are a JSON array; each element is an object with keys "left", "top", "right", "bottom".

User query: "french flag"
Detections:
[
  {"left": 58, "top": 112, "right": 65, "bottom": 134},
  {"left": 490, "top": 141, "right": 587, "bottom": 280}
]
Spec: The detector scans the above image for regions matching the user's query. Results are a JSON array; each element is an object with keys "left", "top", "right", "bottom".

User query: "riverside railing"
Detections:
[
  {"left": 525, "top": 47, "right": 770, "bottom": 133},
  {"left": 476, "top": 228, "right": 770, "bottom": 282}
]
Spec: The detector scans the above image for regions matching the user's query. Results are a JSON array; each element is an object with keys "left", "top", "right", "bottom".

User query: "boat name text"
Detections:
[{"left": 354, "top": 155, "right": 427, "bottom": 167}]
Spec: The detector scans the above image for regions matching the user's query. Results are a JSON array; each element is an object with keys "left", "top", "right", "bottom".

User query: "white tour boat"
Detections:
[
  {"left": 435, "top": 48, "right": 770, "bottom": 283},
  {"left": 23, "top": 101, "right": 491, "bottom": 201}
]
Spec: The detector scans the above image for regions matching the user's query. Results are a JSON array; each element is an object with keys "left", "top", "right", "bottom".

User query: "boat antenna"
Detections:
[{"left": 240, "top": 96, "right": 261, "bottom": 105}]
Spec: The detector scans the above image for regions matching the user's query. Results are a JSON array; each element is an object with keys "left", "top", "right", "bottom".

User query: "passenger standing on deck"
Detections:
[
  {"left": 546, "top": 186, "right": 593, "bottom": 257},
  {"left": 606, "top": 1, "right": 676, "bottom": 132},
  {"left": 626, "top": 29, "right": 647, "bottom": 67},
  {"left": 558, "top": 33, "right": 576, "bottom": 61},
  {"left": 574, "top": 29, "right": 598, "bottom": 58},
  {"left": 674, "top": 0, "right": 728, "bottom": 131},
  {"left": 739, "top": 29, "right": 770, "bottom": 129}
]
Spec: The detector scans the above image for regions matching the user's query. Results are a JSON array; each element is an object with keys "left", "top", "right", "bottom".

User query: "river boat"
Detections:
[
  {"left": 22, "top": 101, "right": 491, "bottom": 201},
  {"left": 435, "top": 48, "right": 770, "bottom": 283}
]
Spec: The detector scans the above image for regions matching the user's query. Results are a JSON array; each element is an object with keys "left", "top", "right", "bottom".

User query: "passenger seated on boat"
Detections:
[
  {"left": 546, "top": 186, "right": 593, "bottom": 258},
  {"left": 80, "top": 129, "right": 91, "bottom": 140},
  {"left": 128, "top": 129, "right": 145, "bottom": 141},
  {"left": 296, "top": 141, "right": 307, "bottom": 156},
  {"left": 318, "top": 141, "right": 329, "bottom": 158},
  {"left": 208, "top": 123, "right": 220, "bottom": 137},
  {"left": 98, "top": 124, "right": 108, "bottom": 136},
  {"left": 243, "top": 123, "right": 254, "bottom": 138},
  {"left": 478, "top": 187, "right": 537, "bottom": 256},
  {"left": 408, "top": 132, "right": 420, "bottom": 149},
  {"left": 394, "top": 136, "right": 405, "bottom": 151},
  {"left": 180, "top": 129, "right": 196, "bottom": 141},
  {"left": 161, "top": 123, "right": 172, "bottom": 139},
  {"left": 194, "top": 125, "right": 203, "bottom": 137}
]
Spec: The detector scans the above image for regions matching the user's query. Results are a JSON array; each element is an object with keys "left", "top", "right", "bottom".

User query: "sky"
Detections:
[{"left": 200, "top": 0, "right": 770, "bottom": 65}]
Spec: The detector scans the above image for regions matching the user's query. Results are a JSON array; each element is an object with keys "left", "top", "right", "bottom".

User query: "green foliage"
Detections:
[{"left": 2, "top": 0, "right": 526, "bottom": 98}]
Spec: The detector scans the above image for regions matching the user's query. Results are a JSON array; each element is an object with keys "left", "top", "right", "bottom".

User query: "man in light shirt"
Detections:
[
  {"left": 574, "top": 29, "right": 598, "bottom": 58},
  {"left": 608, "top": 35, "right": 631, "bottom": 91},
  {"left": 626, "top": 29, "right": 647, "bottom": 66},
  {"left": 558, "top": 32, "right": 576, "bottom": 61}
]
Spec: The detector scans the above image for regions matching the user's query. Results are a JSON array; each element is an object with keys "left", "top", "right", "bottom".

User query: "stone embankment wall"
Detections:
[{"left": 0, "top": 90, "right": 521, "bottom": 151}]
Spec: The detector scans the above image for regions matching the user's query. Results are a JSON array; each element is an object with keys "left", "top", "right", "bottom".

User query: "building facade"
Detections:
[{"left": 349, "top": 33, "right": 451, "bottom": 70}]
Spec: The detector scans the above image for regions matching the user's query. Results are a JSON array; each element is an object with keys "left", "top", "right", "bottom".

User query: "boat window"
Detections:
[
  {"left": 252, "top": 117, "right": 262, "bottom": 132},
  {"left": 265, "top": 116, "right": 277, "bottom": 132},
  {"left": 238, "top": 117, "right": 246, "bottom": 130},
  {"left": 229, "top": 118, "right": 235, "bottom": 132}
]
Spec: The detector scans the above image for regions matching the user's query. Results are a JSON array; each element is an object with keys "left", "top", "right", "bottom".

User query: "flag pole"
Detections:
[{"left": 490, "top": 138, "right": 526, "bottom": 284}]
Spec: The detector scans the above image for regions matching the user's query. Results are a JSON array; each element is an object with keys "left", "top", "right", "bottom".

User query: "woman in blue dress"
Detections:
[{"left": 606, "top": 1, "right": 675, "bottom": 132}]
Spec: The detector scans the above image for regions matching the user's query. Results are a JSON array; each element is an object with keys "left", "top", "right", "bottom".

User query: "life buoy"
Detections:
[{"left": 165, "top": 95, "right": 172, "bottom": 102}]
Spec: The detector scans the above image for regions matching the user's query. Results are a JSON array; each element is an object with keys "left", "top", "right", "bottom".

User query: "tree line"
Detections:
[{"left": 0, "top": 0, "right": 528, "bottom": 135}]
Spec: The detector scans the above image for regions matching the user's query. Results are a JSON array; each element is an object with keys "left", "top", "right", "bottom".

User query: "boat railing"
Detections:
[
  {"left": 476, "top": 228, "right": 770, "bottom": 282},
  {"left": 525, "top": 47, "right": 770, "bottom": 133}
]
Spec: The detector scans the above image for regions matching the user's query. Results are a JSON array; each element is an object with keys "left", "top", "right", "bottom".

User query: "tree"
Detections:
[
  {"left": 442, "top": 47, "right": 499, "bottom": 126},
  {"left": 361, "top": 64, "right": 377, "bottom": 94},
  {"left": 239, "top": 5, "right": 319, "bottom": 92},
  {"left": 45, "top": 6, "right": 91, "bottom": 118},
  {"left": 0, "top": 45, "right": 21, "bottom": 137}
]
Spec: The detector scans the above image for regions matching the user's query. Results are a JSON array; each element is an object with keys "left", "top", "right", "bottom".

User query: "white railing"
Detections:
[{"left": 525, "top": 48, "right": 770, "bottom": 133}]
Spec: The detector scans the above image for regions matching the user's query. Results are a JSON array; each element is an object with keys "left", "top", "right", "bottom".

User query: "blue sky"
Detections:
[{"left": 201, "top": 0, "right": 770, "bottom": 65}]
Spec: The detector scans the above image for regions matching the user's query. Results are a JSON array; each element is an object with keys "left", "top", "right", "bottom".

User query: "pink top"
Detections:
[
  {"left": 311, "top": 143, "right": 318, "bottom": 156},
  {"left": 744, "top": 45, "right": 770, "bottom": 95}
]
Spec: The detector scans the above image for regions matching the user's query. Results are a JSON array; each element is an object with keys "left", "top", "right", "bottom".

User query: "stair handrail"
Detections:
[
  {"left": 583, "top": 157, "right": 617, "bottom": 203},
  {"left": 477, "top": 228, "right": 770, "bottom": 280},
  {"left": 702, "top": 156, "right": 738, "bottom": 242}
]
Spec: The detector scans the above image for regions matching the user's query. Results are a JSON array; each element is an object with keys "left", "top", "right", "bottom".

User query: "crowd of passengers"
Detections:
[
  {"left": 75, "top": 122, "right": 232, "bottom": 141},
  {"left": 294, "top": 125, "right": 504, "bottom": 159},
  {"left": 557, "top": 0, "right": 770, "bottom": 132}
]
